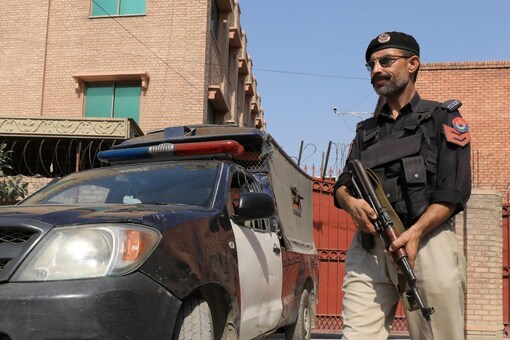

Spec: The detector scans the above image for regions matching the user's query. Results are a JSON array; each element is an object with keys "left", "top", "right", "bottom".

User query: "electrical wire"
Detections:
[{"left": 254, "top": 68, "right": 368, "bottom": 81}]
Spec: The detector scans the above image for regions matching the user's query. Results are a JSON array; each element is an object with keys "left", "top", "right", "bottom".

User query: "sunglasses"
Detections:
[{"left": 365, "top": 55, "right": 411, "bottom": 72}]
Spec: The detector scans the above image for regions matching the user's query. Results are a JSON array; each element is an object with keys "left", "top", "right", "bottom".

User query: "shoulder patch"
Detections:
[
  {"left": 452, "top": 117, "right": 469, "bottom": 133},
  {"left": 443, "top": 124, "right": 471, "bottom": 147},
  {"left": 441, "top": 99, "right": 462, "bottom": 112}
]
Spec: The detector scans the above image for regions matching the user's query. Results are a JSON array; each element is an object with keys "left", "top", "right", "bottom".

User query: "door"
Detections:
[{"left": 228, "top": 169, "right": 283, "bottom": 339}]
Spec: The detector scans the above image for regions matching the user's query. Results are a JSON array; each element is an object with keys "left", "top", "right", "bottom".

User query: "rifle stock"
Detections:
[{"left": 347, "top": 159, "right": 434, "bottom": 322}]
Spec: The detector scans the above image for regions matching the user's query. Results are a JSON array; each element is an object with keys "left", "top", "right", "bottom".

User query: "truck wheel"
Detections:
[
  {"left": 285, "top": 289, "right": 312, "bottom": 340},
  {"left": 173, "top": 297, "right": 214, "bottom": 340}
]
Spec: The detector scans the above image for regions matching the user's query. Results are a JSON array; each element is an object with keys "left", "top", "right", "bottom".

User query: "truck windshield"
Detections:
[{"left": 22, "top": 161, "right": 220, "bottom": 207}]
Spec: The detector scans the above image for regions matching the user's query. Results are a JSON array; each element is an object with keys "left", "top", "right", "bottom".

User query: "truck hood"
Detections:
[{"left": 0, "top": 204, "right": 216, "bottom": 230}]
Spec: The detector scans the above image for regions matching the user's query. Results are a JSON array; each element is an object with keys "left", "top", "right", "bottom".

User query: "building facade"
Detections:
[{"left": 1, "top": 0, "right": 264, "bottom": 186}]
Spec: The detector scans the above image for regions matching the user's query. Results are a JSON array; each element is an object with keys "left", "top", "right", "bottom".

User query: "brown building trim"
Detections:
[
  {"left": 216, "top": 0, "right": 233, "bottom": 12},
  {"left": 229, "top": 27, "right": 242, "bottom": 49},
  {"left": 208, "top": 85, "right": 229, "bottom": 113},
  {"left": 72, "top": 72, "right": 150, "bottom": 93},
  {"left": 422, "top": 60, "right": 510, "bottom": 71},
  {"left": 0, "top": 117, "right": 143, "bottom": 139}
]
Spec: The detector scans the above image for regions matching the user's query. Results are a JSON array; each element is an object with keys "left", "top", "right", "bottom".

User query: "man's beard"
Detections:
[{"left": 372, "top": 73, "right": 408, "bottom": 97}]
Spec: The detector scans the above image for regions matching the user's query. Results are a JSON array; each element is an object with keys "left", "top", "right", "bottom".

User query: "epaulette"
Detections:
[{"left": 441, "top": 99, "right": 462, "bottom": 112}]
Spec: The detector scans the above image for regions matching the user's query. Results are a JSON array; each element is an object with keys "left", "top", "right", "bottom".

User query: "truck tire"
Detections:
[
  {"left": 173, "top": 297, "right": 214, "bottom": 340},
  {"left": 285, "top": 289, "right": 312, "bottom": 340}
]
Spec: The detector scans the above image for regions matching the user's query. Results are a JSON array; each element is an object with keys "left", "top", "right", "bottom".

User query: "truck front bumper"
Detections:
[{"left": 0, "top": 272, "right": 181, "bottom": 340}]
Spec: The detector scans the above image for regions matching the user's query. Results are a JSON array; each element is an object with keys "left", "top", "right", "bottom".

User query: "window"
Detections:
[
  {"left": 206, "top": 102, "right": 216, "bottom": 124},
  {"left": 91, "top": 0, "right": 146, "bottom": 16},
  {"left": 22, "top": 162, "right": 220, "bottom": 207},
  {"left": 210, "top": 0, "right": 220, "bottom": 38},
  {"left": 229, "top": 170, "right": 269, "bottom": 231},
  {"left": 84, "top": 82, "right": 141, "bottom": 123}
]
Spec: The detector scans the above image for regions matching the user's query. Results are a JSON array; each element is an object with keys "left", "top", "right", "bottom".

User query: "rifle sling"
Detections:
[
  {"left": 365, "top": 167, "right": 419, "bottom": 311},
  {"left": 365, "top": 168, "right": 405, "bottom": 234}
]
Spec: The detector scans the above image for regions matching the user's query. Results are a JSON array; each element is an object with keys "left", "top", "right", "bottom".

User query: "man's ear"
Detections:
[{"left": 408, "top": 55, "right": 420, "bottom": 75}]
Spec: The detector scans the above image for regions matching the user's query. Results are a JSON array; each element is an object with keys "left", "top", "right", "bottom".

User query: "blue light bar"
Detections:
[{"left": 97, "top": 143, "right": 176, "bottom": 163}]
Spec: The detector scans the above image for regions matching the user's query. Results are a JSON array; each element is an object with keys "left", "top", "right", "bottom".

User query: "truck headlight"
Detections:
[{"left": 11, "top": 224, "right": 161, "bottom": 282}]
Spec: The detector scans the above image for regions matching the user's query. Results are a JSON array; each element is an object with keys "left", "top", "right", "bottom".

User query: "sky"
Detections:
[{"left": 239, "top": 0, "right": 510, "bottom": 176}]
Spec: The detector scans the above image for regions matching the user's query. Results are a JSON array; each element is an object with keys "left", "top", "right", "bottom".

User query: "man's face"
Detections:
[{"left": 367, "top": 48, "right": 413, "bottom": 97}]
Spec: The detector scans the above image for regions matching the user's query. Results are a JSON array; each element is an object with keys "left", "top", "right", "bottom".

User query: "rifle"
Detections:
[{"left": 347, "top": 159, "right": 434, "bottom": 321}]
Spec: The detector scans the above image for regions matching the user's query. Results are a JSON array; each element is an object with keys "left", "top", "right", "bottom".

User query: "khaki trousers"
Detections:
[{"left": 341, "top": 221, "right": 466, "bottom": 340}]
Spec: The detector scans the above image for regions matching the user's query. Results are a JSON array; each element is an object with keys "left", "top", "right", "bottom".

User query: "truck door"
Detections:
[{"left": 228, "top": 170, "right": 283, "bottom": 339}]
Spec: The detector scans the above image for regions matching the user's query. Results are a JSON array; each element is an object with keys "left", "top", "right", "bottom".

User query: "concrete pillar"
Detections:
[{"left": 457, "top": 188, "right": 503, "bottom": 339}]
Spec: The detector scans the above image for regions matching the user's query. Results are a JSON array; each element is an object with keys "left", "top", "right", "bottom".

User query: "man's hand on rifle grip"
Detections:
[{"left": 336, "top": 186, "right": 377, "bottom": 235}]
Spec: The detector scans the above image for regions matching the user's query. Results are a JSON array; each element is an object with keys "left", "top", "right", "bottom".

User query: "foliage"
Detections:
[{"left": 0, "top": 143, "right": 28, "bottom": 202}]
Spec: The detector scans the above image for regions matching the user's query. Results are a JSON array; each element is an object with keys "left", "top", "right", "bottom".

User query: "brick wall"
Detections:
[
  {"left": 417, "top": 61, "right": 510, "bottom": 200},
  {"left": 1, "top": 1, "right": 50, "bottom": 116},
  {"left": 458, "top": 188, "right": 503, "bottom": 339}
]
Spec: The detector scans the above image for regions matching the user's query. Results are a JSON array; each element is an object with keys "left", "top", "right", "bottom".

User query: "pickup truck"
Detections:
[{"left": 0, "top": 125, "right": 318, "bottom": 340}]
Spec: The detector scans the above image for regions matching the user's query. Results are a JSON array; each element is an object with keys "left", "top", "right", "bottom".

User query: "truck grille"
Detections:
[
  {"left": 0, "top": 259, "right": 9, "bottom": 272},
  {"left": 0, "top": 228, "right": 37, "bottom": 244},
  {"left": 0, "top": 224, "right": 46, "bottom": 281}
]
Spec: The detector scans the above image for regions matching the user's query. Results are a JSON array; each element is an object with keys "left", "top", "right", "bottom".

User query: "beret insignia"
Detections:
[{"left": 378, "top": 33, "right": 391, "bottom": 43}]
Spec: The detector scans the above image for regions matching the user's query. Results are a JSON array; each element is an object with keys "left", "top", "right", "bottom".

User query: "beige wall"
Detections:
[
  {"left": 1, "top": 0, "right": 264, "bottom": 133},
  {"left": 457, "top": 188, "right": 503, "bottom": 339},
  {"left": 1, "top": 2, "right": 50, "bottom": 116}
]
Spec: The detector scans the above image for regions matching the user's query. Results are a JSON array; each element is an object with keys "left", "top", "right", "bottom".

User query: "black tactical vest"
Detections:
[{"left": 357, "top": 99, "right": 442, "bottom": 227}]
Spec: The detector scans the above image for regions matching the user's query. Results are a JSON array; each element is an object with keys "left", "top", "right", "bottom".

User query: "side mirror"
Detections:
[{"left": 235, "top": 192, "right": 275, "bottom": 221}]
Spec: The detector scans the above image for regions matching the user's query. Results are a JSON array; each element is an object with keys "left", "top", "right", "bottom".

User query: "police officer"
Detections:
[{"left": 334, "top": 32, "right": 471, "bottom": 339}]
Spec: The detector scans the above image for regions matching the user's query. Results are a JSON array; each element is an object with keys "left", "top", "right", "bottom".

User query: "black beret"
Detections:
[{"left": 365, "top": 31, "right": 420, "bottom": 62}]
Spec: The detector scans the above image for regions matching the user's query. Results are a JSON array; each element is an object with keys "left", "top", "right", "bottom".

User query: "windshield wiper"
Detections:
[{"left": 138, "top": 202, "right": 169, "bottom": 205}]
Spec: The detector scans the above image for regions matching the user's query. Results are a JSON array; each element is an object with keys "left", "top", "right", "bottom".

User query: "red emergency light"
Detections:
[{"left": 97, "top": 140, "right": 245, "bottom": 163}]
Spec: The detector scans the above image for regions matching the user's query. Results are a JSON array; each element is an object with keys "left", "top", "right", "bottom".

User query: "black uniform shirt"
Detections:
[{"left": 333, "top": 93, "right": 471, "bottom": 215}]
